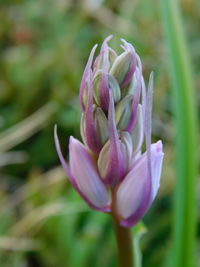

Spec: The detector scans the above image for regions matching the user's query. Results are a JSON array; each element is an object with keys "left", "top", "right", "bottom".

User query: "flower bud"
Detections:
[
  {"left": 93, "top": 70, "right": 121, "bottom": 108},
  {"left": 115, "top": 94, "right": 133, "bottom": 130},
  {"left": 97, "top": 131, "right": 132, "bottom": 180},
  {"left": 118, "top": 131, "right": 133, "bottom": 171},
  {"left": 97, "top": 140, "right": 110, "bottom": 179},
  {"left": 94, "top": 107, "right": 109, "bottom": 146},
  {"left": 81, "top": 105, "right": 108, "bottom": 148},
  {"left": 110, "top": 51, "right": 132, "bottom": 85},
  {"left": 94, "top": 47, "right": 117, "bottom": 71},
  {"left": 109, "top": 43, "right": 136, "bottom": 88}
]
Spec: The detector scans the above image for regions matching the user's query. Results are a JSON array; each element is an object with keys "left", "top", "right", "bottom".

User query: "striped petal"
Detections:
[
  {"left": 100, "top": 92, "right": 125, "bottom": 186},
  {"left": 69, "top": 136, "right": 110, "bottom": 210},
  {"left": 54, "top": 126, "right": 110, "bottom": 212},
  {"left": 116, "top": 141, "right": 164, "bottom": 227}
]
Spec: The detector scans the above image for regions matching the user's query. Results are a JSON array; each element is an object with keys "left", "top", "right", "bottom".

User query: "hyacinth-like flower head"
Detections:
[{"left": 54, "top": 36, "right": 164, "bottom": 227}]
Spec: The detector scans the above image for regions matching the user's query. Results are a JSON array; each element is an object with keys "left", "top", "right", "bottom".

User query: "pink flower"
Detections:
[{"left": 55, "top": 36, "right": 164, "bottom": 227}]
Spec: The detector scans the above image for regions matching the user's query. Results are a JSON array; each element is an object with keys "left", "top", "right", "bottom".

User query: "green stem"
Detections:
[
  {"left": 160, "top": 1, "right": 198, "bottom": 266},
  {"left": 113, "top": 217, "right": 134, "bottom": 267},
  {"left": 111, "top": 189, "right": 134, "bottom": 267}
]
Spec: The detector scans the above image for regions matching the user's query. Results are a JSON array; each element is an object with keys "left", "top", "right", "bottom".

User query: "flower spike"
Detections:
[{"left": 55, "top": 37, "right": 164, "bottom": 227}]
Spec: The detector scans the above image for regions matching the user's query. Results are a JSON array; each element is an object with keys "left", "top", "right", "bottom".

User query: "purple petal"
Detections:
[
  {"left": 125, "top": 68, "right": 142, "bottom": 132},
  {"left": 69, "top": 137, "right": 111, "bottom": 209},
  {"left": 101, "top": 92, "right": 125, "bottom": 186},
  {"left": 93, "top": 35, "right": 113, "bottom": 71},
  {"left": 99, "top": 72, "right": 110, "bottom": 111},
  {"left": 80, "top": 44, "right": 97, "bottom": 111},
  {"left": 116, "top": 141, "right": 164, "bottom": 227},
  {"left": 54, "top": 126, "right": 110, "bottom": 212},
  {"left": 84, "top": 71, "right": 102, "bottom": 154}
]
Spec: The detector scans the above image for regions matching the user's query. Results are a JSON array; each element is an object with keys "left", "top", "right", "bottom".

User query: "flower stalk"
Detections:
[
  {"left": 111, "top": 188, "right": 134, "bottom": 267},
  {"left": 113, "top": 218, "right": 133, "bottom": 267}
]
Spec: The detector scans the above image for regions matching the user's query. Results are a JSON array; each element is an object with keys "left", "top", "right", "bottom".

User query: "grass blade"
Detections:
[{"left": 160, "top": 1, "right": 198, "bottom": 266}]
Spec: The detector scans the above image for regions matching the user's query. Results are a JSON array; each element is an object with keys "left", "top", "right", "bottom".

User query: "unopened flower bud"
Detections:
[
  {"left": 81, "top": 105, "right": 108, "bottom": 148},
  {"left": 93, "top": 70, "right": 121, "bottom": 108},
  {"left": 94, "top": 107, "right": 109, "bottom": 146},
  {"left": 97, "top": 131, "right": 132, "bottom": 181},
  {"left": 110, "top": 52, "right": 131, "bottom": 84},
  {"left": 118, "top": 131, "right": 133, "bottom": 171},
  {"left": 97, "top": 140, "right": 110, "bottom": 179},
  {"left": 109, "top": 47, "right": 136, "bottom": 88},
  {"left": 94, "top": 47, "right": 117, "bottom": 71},
  {"left": 115, "top": 94, "right": 133, "bottom": 130}
]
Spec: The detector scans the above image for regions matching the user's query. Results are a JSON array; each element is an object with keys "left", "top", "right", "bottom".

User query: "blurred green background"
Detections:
[{"left": 0, "top": 0, "right": 199, "bottom": 266}]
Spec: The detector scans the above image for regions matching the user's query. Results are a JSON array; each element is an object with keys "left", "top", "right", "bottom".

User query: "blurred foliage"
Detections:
[{"left": 0, "top": 0, "right": 199, "bottom": 266}]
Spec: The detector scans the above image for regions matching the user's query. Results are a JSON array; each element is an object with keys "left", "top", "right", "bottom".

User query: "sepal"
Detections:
[{"left": 116, "top": 141, "right": 164, "bottom": 227}]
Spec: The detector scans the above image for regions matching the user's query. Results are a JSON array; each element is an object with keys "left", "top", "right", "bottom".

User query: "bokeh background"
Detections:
[{"left": 0, "top": 0, "right": 199, "bottom": 266}]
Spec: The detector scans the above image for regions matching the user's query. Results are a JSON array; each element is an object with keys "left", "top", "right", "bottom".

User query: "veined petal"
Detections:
[
  {"left": 54, "top": 126, "right": 110, "bottom": 212},
  {"left": 93, "top": 35, "right": 113, "bottom": 71},
  {"left": 69, "top": 137, "right": 110, "bottom": 209},
  {"left": 98, "top": 131, "right": 132, "bottom": 182},
  {"left": 116, "top": 141, "right": 164, "bottom": 227}
]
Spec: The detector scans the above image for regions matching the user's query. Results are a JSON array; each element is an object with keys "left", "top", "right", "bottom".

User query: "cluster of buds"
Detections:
[{"left": 55, "top": 36, "right": 164, "bottom": 227}]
